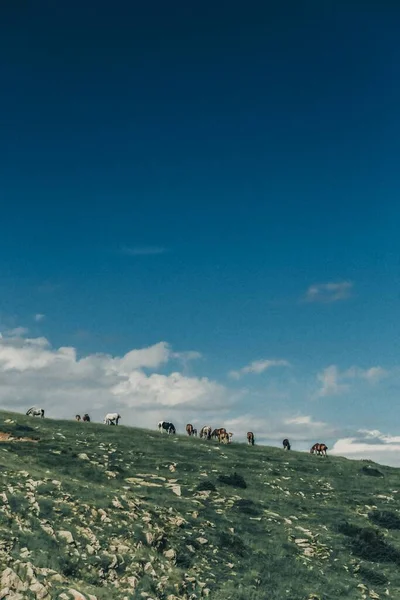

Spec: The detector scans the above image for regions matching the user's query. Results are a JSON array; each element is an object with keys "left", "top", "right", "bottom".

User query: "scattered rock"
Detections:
[{"left": 58, "top": 531, "right": 74, "bottom": 544}]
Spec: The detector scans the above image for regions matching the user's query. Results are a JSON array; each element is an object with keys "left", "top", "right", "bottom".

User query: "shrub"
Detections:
[
  {"left": 360, "top": 466, "right": 384, "bottom": 478},
  {"left": 196, "top": 480, "right": 216, "bottom": 492},
  {"left": 338, "top": 521, "right": 400, "bottom": 564},
  {"left": 357, "top": 565, "right": 388, "bottom": 586},
  {"left": 234, "top": 499, "right": 261, "bottom": 516},
  {"left": 368, "top": 510, "right": 400, "bottom": 530},
  {"left": 217, "top": 472, "right": 247, "bottom": 489},
  {"left": 218, "top": 531, "right": 247, "bottom": 556}
]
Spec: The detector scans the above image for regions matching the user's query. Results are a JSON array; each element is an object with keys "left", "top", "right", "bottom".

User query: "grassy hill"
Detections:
[{"left": 1, "top": 412, "right": 400, "bottom": 599}]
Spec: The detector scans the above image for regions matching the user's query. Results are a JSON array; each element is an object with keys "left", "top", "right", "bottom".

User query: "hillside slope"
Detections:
[{"left": 0, "top": 412, "right": 400, "bottom": 600}]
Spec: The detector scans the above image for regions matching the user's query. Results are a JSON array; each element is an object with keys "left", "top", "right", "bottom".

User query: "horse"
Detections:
[
  {"left": 200, "top": 426, "right": 212, "bottom": 439},
  {"left": 247, "top": 431, "right": 255, "bottom": 446},
  {"left": 26, "top": 407, "right": 44, "bottom": 418},
  {"left": 103, "top": 413, "right": 121, "bottom": 425},
  {"left": 283, "top": 438, "right": 291, "bottom": 451},
  {"left": 211, "top": 427, "right": 226, "bottom": 440},
  {"left": 193, "top": 428, "right": 198, "bottom": 437},
  {"left": 158, "top": 421, "right": 176, "bottom": 434},
  {"left": 310, "top": 443, "right": 328, "bottom": 456},
  {"left": 75, "top": 415, "right": 81, "bottom": 421},
  {"left": 82, "top": 414, "right": 90, "bottom": 422},
  {"left": 186, "top": 423, "right": 194, "bottom": 436}
]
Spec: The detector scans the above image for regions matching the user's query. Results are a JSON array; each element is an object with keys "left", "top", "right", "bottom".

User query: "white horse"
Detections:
[
  {"left": 103, "top": 413, "right": 121, "bottom": 425},
  {"left": 200, "top": 425, "right": 212, "bottom": 439},
  {"left": 26, "top": 407, "right": 45, "bottom": 418}
]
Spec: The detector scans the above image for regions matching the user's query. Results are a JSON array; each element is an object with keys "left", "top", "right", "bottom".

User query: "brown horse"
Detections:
[
  {"left": 247, "top": 431, "right": 255, "bottom": 446},
  {"left": 211, "top": 427, "right": 226, "bottom": 441},
  {"left": 186, "top": 423, "right": 194, "bottom": 436},
  {"left": 82, "top": 414, "right": 90, "bottom": 422},
  {"left": 310, "top": 443, "right": 328, "bottom": 456}
]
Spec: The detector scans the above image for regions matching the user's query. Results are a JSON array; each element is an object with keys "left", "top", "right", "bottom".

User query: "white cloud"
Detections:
[
  {"left": 223, "top": 413, "right": 334, "bottom": 447},
  {"left": 229, "top": 359, "right": 290, "bottom": 380},
  {"left": 121, "top": 246, "right": 167, "bottom": 256},
  {"left": 316, "top": 365, "right": 348, "bottom": 397},
  {"left": 0, "top": 335, "right": 230, "bottom": 430},
  {"left": 3, "top": 327, "right": 30, "bottom": 338},
  {"left": 315, "top": 364, "right": 388, "bottom": 398},
  {"left": 331, "top": 431, "right": 400, "bottom": 467},
  {"left": 344, "top": 366, "right": 388, "bottom": 383},
  {"left": 34, "top": 314, "right": 45, "bottom": 322},
  {"left": 304, "top": 281, "right": 353, "bottom": 303}
]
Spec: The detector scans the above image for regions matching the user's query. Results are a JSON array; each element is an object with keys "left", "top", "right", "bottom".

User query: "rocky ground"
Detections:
[{"left": 1, "top": 412, "right": 400, "bottom": 599}]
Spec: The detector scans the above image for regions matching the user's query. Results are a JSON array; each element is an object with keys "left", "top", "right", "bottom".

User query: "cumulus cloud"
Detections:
[
  {"left": 4, "top": 327, "right": 30, "bottom": 337},
  {"left": 315, "top": 364, "right": 388, "bottom": 398},
  {"left": 223, "top": 413, "right": 334, "bottom": 448},
  {"left": 34, "top": 314, "right": 45, "bottom": 322},
  {"left": 229, "top": 359, "right": 290, "bottom": 380},
  {"left": 316, "top": 365, "right": 348, "bottom": 397},
  {"left": 0, "top": 334, "right": 230, "bottom": 429},
  {"left": 331, "top": 430, "right": 400, "bottom": 467},
  {"left": 121, "top": 246, "right": 168, "bottom": 256},
  {"left": 304, "top": 281, "right": 353, "bottom": 303}
]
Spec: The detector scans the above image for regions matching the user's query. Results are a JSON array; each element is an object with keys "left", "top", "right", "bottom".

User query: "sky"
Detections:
[{"left": 0, "top": 2, "right": 399, "bottom": 465}]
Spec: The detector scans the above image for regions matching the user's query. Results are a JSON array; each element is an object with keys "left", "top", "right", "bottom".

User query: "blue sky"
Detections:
[{"left": 0, "top": 2, "right": 399, "bottom": 464}]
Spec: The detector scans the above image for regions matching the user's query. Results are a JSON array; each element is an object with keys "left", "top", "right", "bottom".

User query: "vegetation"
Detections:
[{"left": 0, "top": 410, "right": 400, "bottom": 599}]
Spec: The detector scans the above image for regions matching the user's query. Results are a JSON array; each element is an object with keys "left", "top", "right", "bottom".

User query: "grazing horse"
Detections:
[
  {"left": 247, "top": 431, "right": 255, "bottom": 446},
  {"left": 82, "top": 414, "right": 90, "bottom": 422},
  {"left": 193, "top": 428, "right": 198, "bottom": 437},
  {"left": 186, "top": 423, "right": 195, "bottom": 436},
  {"left": 103, "top": 413, "right": 121, "bottom": 425},
  {"left": 26, "top": 407, "right": 44, "bottom": 418},
  {"left": 310, "top": 443, "right": 328, "bottom": 456},
  {"left": 200, "top": 426, "right": 212, "bottom": 440},
  {"left": 75, "top": 414, "right": 81, "bottom": 421},
  {"left": 283, "top": 438, "right": 291, "bottom": 451},
  {"left": 158, "top": 421, "right": 176, "bottom": 434},
  {"left": 211, "top": 427, "right": 226, "bottom": 440}
]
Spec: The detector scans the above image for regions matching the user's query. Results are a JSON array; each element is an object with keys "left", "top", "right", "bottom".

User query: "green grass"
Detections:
[{"left": 1, "top": 410, "right": 400, "bottom": 599}]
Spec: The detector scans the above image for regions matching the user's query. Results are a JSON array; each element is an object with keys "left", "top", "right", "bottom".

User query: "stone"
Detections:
[
  {"left": 163, "top": 549, "right": 176, "bottom": 560},
  {"left": 1, "top": 568, "right": 27, "bottom": 592},
  {"left": 58, "top": 531, "right": 74, "bottom": 544},
  {"left": 78, "top": 453, "right": 90, "bottom": 461}
]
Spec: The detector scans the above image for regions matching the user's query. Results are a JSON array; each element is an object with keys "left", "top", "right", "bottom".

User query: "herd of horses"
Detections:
[{"left": 24, "top": 407, "right": 328, "bottom": 455}]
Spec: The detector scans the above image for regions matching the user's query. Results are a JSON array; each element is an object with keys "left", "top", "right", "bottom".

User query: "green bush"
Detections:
[
  {"left": 369, "top": 510, "right": 400, "bottom": 530},
  {"left": 217, "top": 472, "right": 247, "bottom": 489},
  {"left": 196, "top": 480, "right": 216, "bottom": 492},
  {"left": 357, "top": 565, "right": 388, "bottom": 586}
]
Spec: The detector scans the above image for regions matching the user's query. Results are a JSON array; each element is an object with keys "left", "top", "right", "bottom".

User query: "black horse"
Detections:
[
  {"left": 283, "top": 438, "right": 291, "bottom": 451},
  {"left": 158, "top": 421, "right": 176, "bottom": 434}
]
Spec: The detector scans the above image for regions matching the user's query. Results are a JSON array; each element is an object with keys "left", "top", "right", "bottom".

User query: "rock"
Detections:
[
  {"left": 1, "top": 568, "right": 27, "bottom": 592},
  {"left": 127, "top": 576, "right": 139, "bottom": 589},
  {"left": 196, "top": 538, "right": 208, "bottom": 545},
  {"left": 78, "top": 453, "right": 90, "bottom": 461},
  {"left": 29, "top": 581, "right": 51, "bottom": 599},
  {"left": 0, "top": 588, "right": 10, "bottom": 600},
  {"left": 86, "top": 545, "right": 95, "bottom": 555},
  {"left": 67, "top": 590, "right": 90, "bottom": 600},
  {"left": 163, "top": 549, "right": 176, "bottom": 560},
  {"left": 171, "top": 485, "right": 181, "bottom": 496},
  {"left": 58, "top": 531, "right": 74, "bottom": 544}
]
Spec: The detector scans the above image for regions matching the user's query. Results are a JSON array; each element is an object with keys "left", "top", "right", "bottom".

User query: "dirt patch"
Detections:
[{"left": 0, "top": 431, "right": 39, "bottom": 443}]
